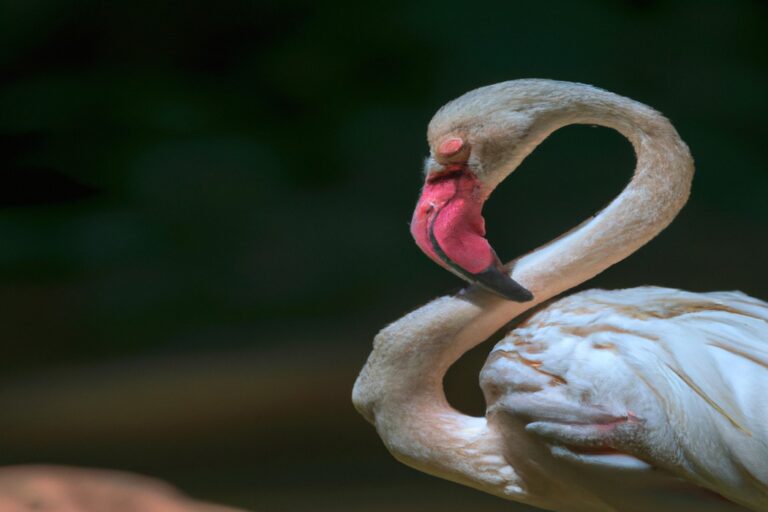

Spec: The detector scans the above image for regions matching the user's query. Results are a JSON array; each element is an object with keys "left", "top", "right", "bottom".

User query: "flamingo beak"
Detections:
[{"left": 410, "top": 139, "right": 533, "bottom": 302}]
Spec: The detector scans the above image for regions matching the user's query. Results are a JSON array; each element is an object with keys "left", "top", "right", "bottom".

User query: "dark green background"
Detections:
[{"left": 0, "top": 1, "right": 766, "bottom": 510}]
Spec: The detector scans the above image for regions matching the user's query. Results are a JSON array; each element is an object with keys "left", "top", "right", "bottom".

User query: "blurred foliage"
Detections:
[
  {"left": 1, "top": 0, "right": 767, "bottom": 366},
  {"left": 0, "top": 0, "right": 766, "bottom": 510}
]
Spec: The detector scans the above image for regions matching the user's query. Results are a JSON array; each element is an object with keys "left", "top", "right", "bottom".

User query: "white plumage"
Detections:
[
  {"left": 482, "top": 286, "right": 768, "bottom": 510},
  {"left": 352, "top": 80, "right": 768, "bottom": 511}
]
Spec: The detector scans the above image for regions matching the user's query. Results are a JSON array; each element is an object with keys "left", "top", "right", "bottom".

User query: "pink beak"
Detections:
[{"left": 410, "top": 165, "right": 533, "bottom": 302}]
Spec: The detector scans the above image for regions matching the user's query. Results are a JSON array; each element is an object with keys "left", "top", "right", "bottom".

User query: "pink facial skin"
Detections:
[
  {"left": 410, "top": 169, "right": 496, "bottom": 275},
  {"left": 412, "top": 135, "right": 533, "bottom": 302}
]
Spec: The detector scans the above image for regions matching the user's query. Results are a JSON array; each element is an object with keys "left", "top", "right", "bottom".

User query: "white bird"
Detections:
[{"left": 353, "top": 79, "right": 768, "bottom": 512}]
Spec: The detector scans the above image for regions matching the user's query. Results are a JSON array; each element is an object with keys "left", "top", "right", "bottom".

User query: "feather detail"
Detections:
[{"left": 482, "top": 286, "right": 768, "bottom": 510}]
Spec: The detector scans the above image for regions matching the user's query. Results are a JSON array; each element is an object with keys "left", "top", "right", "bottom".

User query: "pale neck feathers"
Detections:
[{"left": 353, "top": 79, "right": 695, "bottom": 501}]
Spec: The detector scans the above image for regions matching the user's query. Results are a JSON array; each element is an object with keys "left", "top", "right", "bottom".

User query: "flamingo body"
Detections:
[{"left": 481, "top": 286, "right": 768, "bottom": 510}]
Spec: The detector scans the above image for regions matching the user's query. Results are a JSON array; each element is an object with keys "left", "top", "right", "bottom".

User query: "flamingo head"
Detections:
[{"left": 410, "top": 84, "right": 539, "bottom": 301}]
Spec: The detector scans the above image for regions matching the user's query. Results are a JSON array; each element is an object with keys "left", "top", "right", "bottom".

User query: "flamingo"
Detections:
[{"left": 353, "top": 79, "right": 768, "bottom": 511}]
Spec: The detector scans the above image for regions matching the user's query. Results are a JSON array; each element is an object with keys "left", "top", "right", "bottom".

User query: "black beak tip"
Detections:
[{"left": 472, "top": 266, "right": 534, "bottom": 302}]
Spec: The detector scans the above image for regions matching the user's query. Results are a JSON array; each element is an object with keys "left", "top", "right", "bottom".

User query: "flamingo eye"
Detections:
[
  {"left": 434, "top": 136, "right": 471, "bottom": 166},
  {"left": 438, "top": 137, "right": 464, "bottom": 157}
]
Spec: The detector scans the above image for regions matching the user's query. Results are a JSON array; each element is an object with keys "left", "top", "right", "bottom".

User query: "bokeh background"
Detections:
[{"left": 0, "top": 1, "right": 766, "bottom": 510}]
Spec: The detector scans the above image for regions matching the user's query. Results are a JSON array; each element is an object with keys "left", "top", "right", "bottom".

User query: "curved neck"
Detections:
[
  {"left": 353, "top": 87, "right": 694, "bottom": 498},
  {"left": 512, "top": 94, "right": 694, "bottom": 303},
  {"left": 423, "top": 91, "right": 693, "bottom": 378}
]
